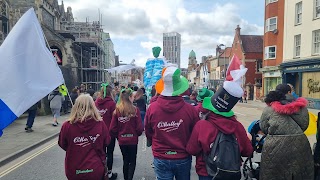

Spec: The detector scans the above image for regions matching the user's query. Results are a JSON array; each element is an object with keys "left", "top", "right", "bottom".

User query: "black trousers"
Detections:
[
  {"left": 107, "top": 137, "right": 116, "bottom": 170},
  {"left": 119, "top": 145, "right": 138, "bottom": 180}
]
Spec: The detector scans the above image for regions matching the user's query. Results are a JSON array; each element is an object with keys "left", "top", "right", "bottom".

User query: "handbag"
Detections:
[{"left": 84, "top": 131, "right": 109, "bottom": 180}]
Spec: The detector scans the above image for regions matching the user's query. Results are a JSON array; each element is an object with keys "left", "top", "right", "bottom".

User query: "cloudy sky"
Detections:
[{"left": 61, "top": 0, "right": 264, "bottom": 68}]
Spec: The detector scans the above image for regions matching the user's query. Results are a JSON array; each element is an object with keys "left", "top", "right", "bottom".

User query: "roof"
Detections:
[
  {"left": 189, "top": 50, "right": 196, "bottom": 58},
  {"left": 219, "top": 47, "right": 232, "bottom": 58},
  {"left": 240, "top": 35, "right": 263, "bottom": 53}
]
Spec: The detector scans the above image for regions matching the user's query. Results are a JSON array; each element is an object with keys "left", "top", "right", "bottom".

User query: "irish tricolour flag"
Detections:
[{"left": 0, "top": 8, "right": 64, "bottom": 136}]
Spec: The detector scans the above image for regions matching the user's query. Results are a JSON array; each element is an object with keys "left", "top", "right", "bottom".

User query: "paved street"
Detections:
[{"left": 0, "top": 102, "right": 317, "bottom": 179}]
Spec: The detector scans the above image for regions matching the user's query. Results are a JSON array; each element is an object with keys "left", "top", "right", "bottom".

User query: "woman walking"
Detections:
[
  {"left": 48, "top": 87, "right": 64, "bottom": 126},
  {"left": 259, "top": 84, "right": 313, "bottom": 180},
  {"left": 95, "top": 83, "right": 118, "bottom": 179},
  {"left": 134, "top": 88, "right": 147, "bottom": 125},
  {"left": 58, "top": 94, "right": 110, "bottom": 180},
  {"left": 110, "top": 88, "right": 143, "bottom": 180}
]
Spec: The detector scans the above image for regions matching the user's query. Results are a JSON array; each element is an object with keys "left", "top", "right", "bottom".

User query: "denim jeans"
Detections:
[
  {"left": 140, "top": 111, "right": 145, "bottom": 126},
  {"left": 26, "top": 109, "right": 37, "bottom": 128},
  {"left": 198, "top": 175, "right": 213, "bottom": 180},
  {"left": 153, "top": 157, "right": 192, "bottom": 180}
]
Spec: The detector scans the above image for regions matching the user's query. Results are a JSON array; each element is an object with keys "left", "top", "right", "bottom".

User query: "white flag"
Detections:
[{"left": 0, "top": 8, "right": 64, "bottom": 136}]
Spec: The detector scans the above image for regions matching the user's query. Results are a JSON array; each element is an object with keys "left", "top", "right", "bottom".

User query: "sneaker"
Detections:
[
  {"left": 52, "top": 122, "right": 58, "bottom": 126},
  {"left": 26, "top": 128, "right": 34, "bottom": 132},
  {"left": 25, "top": 126, "right": 28, "bottom": 131},
  {"left": 108, "top": 172, "right": 117, "bottom": 180}
]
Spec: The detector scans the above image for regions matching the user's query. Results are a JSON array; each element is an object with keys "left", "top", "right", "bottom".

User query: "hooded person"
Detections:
[
  {"left": 186, "top": 54, "right": 253, "bottom": 180},
  {"left": 94, "top": 83, "right": 118, "bottom": 180},
  {"left": 145, "top": 66, "right": 200, "bottom": 180},
  {"left": 195, "top": 88, "right": 214, "bottom": 119},
  {"left": 259, "top": 84, "right": 313, "bottom": 180},
  {"left": 58, "top": 94, "right": 110, "bottom": 180}
]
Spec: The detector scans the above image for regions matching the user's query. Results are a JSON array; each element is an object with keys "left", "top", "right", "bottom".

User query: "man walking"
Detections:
[
  {"left": 145, "top": 66, "right": 199, "bottom": 180},
  {"left": 25, "top": 101, "right": 41, "bottom": 132}
]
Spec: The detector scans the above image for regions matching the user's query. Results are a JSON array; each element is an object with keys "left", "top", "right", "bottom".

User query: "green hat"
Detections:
[
  {"left": 196, "top": 88, "right": 214, "bottom": 102},
  {"left": 202, "top": 86, "right": 238, "bottom": 117}
]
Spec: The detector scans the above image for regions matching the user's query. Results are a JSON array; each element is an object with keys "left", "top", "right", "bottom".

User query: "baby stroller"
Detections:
[{"left": 242, "top": 120, "right": 266, "bottom": 180}]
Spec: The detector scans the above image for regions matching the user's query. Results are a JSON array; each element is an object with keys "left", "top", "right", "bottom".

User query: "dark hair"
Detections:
[
  {"left": 133, "top": 86, "right": 139, "bottom": 91},
  {"left": 140, "top": 87, "right": 146, "bottom": 94},
  {"left": 275, "top": 84, "right": 291, "bottom": 94},
  {"left": 264, "top": 84, "right": 291, "bottom": 104}
]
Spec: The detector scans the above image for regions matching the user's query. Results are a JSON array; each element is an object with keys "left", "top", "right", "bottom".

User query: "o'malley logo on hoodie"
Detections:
[
  {"left": 74, "top": 134, "right": 100, "bottom": 147},
  {"left": 157, "top": 119, "right": 184, "bottom": 132}
]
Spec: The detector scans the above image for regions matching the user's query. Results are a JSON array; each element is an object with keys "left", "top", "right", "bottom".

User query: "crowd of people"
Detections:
[{"left": 27, "top": 66, "right": 317, "bottom": 180}]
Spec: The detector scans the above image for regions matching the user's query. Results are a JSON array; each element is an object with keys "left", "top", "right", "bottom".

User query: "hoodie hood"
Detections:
[
  {"left": 76, "top": 118, "right": 100, "bottom": 133},
  {"left": 271, "top": 97, "right": 307, "bottom": 115},
  {"left": 206, "top": 113, "right": 237, "bottom": 134},
  {"left": 156, "top": 95, "right": 186, "bottom": 113},
  {"left": 96, "top": 96, "right": 114, "bottom": 105}
]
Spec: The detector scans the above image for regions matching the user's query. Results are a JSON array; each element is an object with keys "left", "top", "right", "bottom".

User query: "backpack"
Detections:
[{"left": 204, "top": 123, "right": 241, "bottom": 180}]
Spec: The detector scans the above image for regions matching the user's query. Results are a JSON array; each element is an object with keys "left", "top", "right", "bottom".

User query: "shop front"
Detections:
[
  {"left": 260, "top": 66, "right": 282, "bottom": 96},
  {"left": 281, "top": 59, "right": 320, "bottom": 109}
]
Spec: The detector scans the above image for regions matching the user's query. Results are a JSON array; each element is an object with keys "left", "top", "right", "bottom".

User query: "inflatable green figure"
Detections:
[{"left": 152, "top": 46, "right": 161, "bottom": 58}]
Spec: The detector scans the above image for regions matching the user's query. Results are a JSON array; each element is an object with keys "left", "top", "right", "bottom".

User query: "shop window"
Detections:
[
  {"left": 315, "top": 0, "right": 320, "bottom": 19},
  {"left": 264, "top": 46, "right": 276, "bottom": 59},
  {"left": 265, "top": 17, "right": 277, "bottom": 32},
  {"left": 294, "top": 34, "right": 301, "bottom": 57},
  {"left": 91, "top": 48, "right": 97, "bottom": 58},
  {"left": 313, "top": 29, "right": 320, "bottom": 55},
  {"left": 295, "top": 2, "right": 302, "bottom": 25}
]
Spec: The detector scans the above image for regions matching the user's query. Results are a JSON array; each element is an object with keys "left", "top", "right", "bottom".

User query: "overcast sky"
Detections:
[{"left": 61, "top": 0, "right": 264, "bottom": 68}]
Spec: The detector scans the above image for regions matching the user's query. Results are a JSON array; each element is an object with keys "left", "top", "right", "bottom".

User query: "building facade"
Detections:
[
  {"left": 260, "top": 0, "right": 285, "bottom": 96},
  {"left": 163, "top": 32, "right": 181, "bottom": 68},
  {"left": 282, "top": 0, "right": 320, "bottom": 109}
]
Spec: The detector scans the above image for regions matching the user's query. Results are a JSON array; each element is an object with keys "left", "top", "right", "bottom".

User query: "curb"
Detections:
[{"left": 0, "top": 131, "right": 59, "bottom": 167}]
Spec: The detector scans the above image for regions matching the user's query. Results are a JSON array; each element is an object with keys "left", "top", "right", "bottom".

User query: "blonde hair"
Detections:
[
  {"left": 68, "top": 94, "right": 102, "bottom": 123},
  {"left": 114, "top": 89, "right": 136, "bottom": 117}
]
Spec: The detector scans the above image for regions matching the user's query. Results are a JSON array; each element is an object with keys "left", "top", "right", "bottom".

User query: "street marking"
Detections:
[
  {"left": 234, "top": 112, "right": 246, "bottom": 116},
  {"left": 141, "top": 136, "right": 147, "bottom": 152},
  {"left": 0, "top": 141, "right": 57, "bottom": 178}
]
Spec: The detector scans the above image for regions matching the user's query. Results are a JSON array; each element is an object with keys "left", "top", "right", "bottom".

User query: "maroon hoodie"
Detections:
[
  {"left": 110, "top": 107, "right": 143, "bottom": 145},
  {"left": 145, "top": 95, "right": 199, "bottom": 160},
  {"left": 95, "top": 96, "right": 116, "bottom": 128},
  {"left": 195, "top": 102, "right": 209, "bottom": 118},
  {"left": 186, "top": 113, "right": 253, "bottom": 176},
  {"left": 149, "top": 95, "right": 158, "bottom": 104},
  {"left": 58, "top": 119, "right": 111, "bottom": 180}
]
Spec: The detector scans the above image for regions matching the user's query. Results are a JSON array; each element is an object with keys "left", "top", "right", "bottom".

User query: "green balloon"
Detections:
[{"left": 152, "top": 47, "right": 161, "bottom": 58}]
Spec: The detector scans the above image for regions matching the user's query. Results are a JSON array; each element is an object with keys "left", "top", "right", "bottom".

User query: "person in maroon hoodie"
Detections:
[
  {"left": 187, "top": 84, "right": 253, "bottom": 180},
  {"left": 58, "top": 94, "right": 111, "bottom": 180},
  {"left": 145, "top": 66, "right": 199, "bottom": 180},
  {"left": 110, "top": 88, "right": 143, "bottom": 180},
  {"left": 195, "top": 88, "right": 214, "bottom": 119},
  {"left": 95, "top": 83, "right": 118, "bottom": 180}
]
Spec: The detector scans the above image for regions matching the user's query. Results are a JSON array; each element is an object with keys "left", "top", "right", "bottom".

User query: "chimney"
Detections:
[
  {"left": 216, "top": 45, "right": 221, "bottom": 57},
  {"left": 235, "top": 25, "right": 241, "bottom": 35}
]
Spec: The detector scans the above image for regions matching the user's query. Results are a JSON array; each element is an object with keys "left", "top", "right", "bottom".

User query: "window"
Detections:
[
  {"left": 266, "top": 0, "right": 278, "bottom": 5},
  {"left": 294, "top": 34, "right": 301, "bottom": 57},
  {"left": 91, "top": 48, "right": 97, "bottom": 58},
  {"left": 265, "top": 46, "right": 276, "bottom": 59},
  {"left": 91, "top": 58, "right": 98, "bottom": 67},
  {"left": 313, "top": 30, "right": 320, "bottom": 54},
  {"left": 265, "top": 17, "right": 277, "bottom": 32},
  {"left": 256, "top": 59, "right": 263, "bottom": 72},
  {"left": 315, "top": 0, "right": 320, "bottom": 19},
  {"left": 295, "top": 2, "right": 302, "bottom": 25}
]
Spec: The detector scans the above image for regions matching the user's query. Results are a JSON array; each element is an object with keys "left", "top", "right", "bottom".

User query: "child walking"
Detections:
[{"left": 110, "top": 88, "right": 143, "bottom": 180}]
